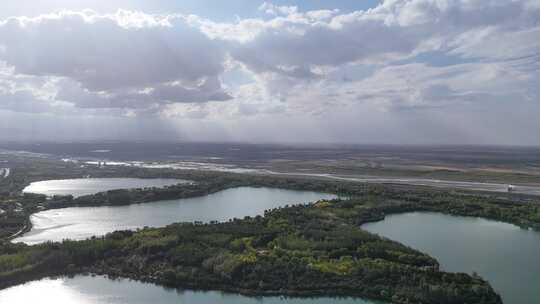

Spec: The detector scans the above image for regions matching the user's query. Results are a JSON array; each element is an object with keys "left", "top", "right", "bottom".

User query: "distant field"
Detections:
[{"left": 2, "top": 142, "right": 540, "bottom": 185}]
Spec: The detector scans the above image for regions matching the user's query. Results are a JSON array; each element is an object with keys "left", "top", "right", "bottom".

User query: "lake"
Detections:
[
  {"left": 362, "top": 212, "right": 540, "bottom": 304},
  {"left": 14, "top": 187, "right": 336, "bottom": 244},
  {"left": 0, "top": 275, "right": 375, "bottom": 304},
  {"left": 23, "top": 178, "right": 189, "bottom": 197}
]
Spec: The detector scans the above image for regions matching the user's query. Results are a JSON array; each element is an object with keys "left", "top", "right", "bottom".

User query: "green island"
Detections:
[{"left": 1, "top": 155, "right": 540, "bottom": 303}]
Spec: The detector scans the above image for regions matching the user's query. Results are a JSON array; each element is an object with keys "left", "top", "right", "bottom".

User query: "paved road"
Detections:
[
  {"left": 271, "top": 172, "right": 540, "bottom": 196},
  {"left": 81, "top": 160, "right": 540, "bottom": 196}
]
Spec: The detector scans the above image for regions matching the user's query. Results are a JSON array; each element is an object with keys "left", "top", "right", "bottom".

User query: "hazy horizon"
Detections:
[{"left": 3, "top": 139, "right": 540, "bottom": 148}]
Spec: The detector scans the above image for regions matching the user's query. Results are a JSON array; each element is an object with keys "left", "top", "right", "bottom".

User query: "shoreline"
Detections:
[
  {"left": 10, "top": 172, "right": 540, "bottom": 245},
  {"left": 0, "top": 196, "right": 504, "bottom": 303}
]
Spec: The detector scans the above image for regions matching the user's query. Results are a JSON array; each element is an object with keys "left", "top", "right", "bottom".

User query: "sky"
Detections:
[{"left": 0, "top": 0, "right": 539, "bottom": 145}]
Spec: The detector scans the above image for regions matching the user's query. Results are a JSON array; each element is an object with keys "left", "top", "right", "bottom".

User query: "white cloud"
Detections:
[
  {"left": 224, "top": 0, "right": 540, "bottom": 78},
  {"left": 0, "top": 1, "right": 539, "bottom": 144},
  {"left": 0, "top": 10, "right": 231, "bottom": 112},
  {"left": 259, "top": 3, "right": 298, "bottom": 16}
]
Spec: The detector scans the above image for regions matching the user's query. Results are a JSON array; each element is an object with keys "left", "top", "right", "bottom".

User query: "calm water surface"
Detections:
[
  {"left": 14, "top": 187, "right": 336, "bottom": 244},
  {"left": 362, "top": 212, "right": 540, "bottom": 304},
  {"left": 0, "top": 275, "right": 375, "bottom": 304},
  {"left": 23, "top": 178, "right": 189, "bottom": 197}
]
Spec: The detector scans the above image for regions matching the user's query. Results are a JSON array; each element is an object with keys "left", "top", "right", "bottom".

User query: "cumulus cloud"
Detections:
[
  {"left": 201, "top": 0, "right": 538, "bottom": 115},
  {"left": 0, "top": 90, "right": 54, "bottom": 113},
  {"left": 0, "top": 10, "right": 231, "bottom": 112},
  {"left": 55, "top": 76, "right": 231, "bottom": 109},
  {"left": 0, "top": 10, "right": 227, "bottom": 89},
  {"left": 224, "top": 0, "right": 540, "bottom": 77},
  {"left": 0, "top": 1, "right": 539, "bottom": 144},
  {"left": 259, "top": 2, "right": 298, "bottom": 16}
]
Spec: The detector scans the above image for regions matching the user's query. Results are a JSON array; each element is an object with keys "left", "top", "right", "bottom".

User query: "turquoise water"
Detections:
[{"left": 363, "top": 212, "right": 540, "bottom": 304}]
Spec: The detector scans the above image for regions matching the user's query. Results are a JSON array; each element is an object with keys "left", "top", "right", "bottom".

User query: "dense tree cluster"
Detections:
[
  {"left": 1, "top": 155, "right": 539, "bottom": 303},
  {"left": 0, "top": 198, "right": 502, "bottom": 303}
]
